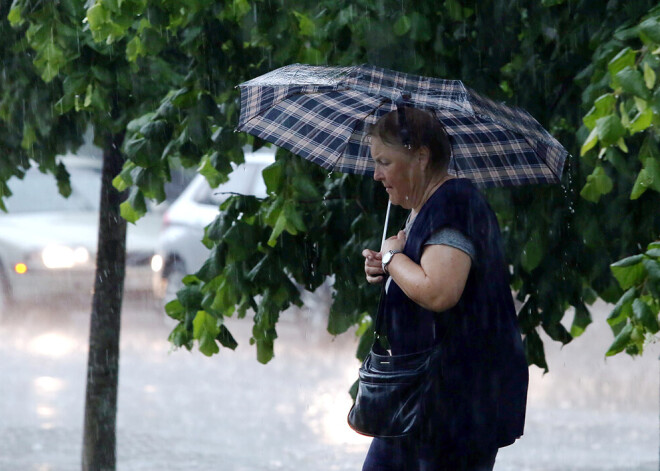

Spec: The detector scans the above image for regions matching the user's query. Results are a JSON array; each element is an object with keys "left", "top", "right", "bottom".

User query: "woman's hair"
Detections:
[{"left": 369, "top": 107, "right": 452, "bottom": 172}]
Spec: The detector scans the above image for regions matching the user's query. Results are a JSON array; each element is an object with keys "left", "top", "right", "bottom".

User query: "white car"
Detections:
[
  {"left": 152, "top": 148, "right": 275, "bottom": 302},
  {"left": 0, "top": 156, "right": 164, "bottom": 313}
]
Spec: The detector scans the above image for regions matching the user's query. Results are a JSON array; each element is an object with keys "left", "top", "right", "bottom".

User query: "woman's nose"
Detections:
[{"left": 373, "top": 167, "right": 383, "bottom": 181}]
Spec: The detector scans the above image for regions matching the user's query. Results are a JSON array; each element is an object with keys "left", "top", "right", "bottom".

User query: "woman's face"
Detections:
[{"left": 370, "top": 136, "right": 422, "bottom": 209}]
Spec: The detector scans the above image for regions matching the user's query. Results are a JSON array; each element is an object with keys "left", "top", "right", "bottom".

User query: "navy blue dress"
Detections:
[{"left": 363, "top": 179, "right": 528, "bottom": 470}]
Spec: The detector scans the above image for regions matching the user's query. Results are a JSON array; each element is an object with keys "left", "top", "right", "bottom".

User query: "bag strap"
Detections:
[{"left": 371, "top": 284, "right": 388, "bottom": 352}]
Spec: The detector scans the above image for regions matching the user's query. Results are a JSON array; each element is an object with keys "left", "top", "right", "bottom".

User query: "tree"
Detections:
[
  {"left": 4, "top": 1, "right": 180, "bottom": 469},
  {"left": 5, "top": 1, "right": 659, "bottom": 426},
  {"left": 100, "top": 0, "right": 660, "bottom": 372},
  {"left": 577, "top": 5, "right": 660, "bottom": 357}
]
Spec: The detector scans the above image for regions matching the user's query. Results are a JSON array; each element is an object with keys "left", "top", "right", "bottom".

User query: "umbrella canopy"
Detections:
[{"left": 237, "top": 63, "right": 568, "bottom": 188}]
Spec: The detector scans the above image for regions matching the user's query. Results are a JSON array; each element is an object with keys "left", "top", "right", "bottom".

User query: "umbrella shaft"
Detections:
[{"left": 381, "top": 201, "right": 391, "bottom": 251}]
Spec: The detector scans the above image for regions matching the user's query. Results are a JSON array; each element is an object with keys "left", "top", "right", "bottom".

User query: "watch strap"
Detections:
[{"left": 382, "top": 249, "right": 402, "bottom": 274}]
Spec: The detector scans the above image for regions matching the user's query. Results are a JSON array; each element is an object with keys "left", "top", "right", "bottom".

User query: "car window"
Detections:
[
  {"left": 3, "top": 168, "right": 101, "bottom": 213},
  {"left": 194, "top": 163, "right": 266, "bottom": 206}
]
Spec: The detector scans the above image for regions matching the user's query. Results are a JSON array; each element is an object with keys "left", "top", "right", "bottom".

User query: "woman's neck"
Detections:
[{"left": 411, "top": 172, "right": 453, "bottom": 217}]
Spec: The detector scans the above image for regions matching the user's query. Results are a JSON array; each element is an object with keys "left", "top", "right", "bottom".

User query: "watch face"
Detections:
[{"left": 383, "top": 251, "right": 393, "bottom": 264}]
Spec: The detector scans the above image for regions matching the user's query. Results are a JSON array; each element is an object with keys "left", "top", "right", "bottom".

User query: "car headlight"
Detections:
[
  {"left": 150, "top": 254, "right": 163, "bottom": 273},
  {"left": 41, "top": 245, "right": 90, "bottom": 269}
]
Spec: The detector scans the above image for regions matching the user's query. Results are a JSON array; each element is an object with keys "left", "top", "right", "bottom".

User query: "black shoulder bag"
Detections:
[{"left": 347, "top": 286, "right": 443, "bottom": 438}]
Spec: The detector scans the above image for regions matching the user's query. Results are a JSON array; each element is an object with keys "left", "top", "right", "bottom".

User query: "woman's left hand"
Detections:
[{"left": 381, "top": 230, "right": 406, "bottom": 254}]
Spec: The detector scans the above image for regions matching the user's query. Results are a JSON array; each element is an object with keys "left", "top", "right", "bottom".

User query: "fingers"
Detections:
[
  {"left": 363, "top": 248, "right": 384, "bottom": 284},
  {"left": 366, "top": 274, "right": 385, "bottom": 284},
  {"left": 362, "top": 248, "right": 381, "bottom": 259}
]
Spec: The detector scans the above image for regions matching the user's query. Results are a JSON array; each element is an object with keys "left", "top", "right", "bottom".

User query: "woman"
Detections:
[{"left": 361, "top": 107, "right": 528, "bottom": 470}]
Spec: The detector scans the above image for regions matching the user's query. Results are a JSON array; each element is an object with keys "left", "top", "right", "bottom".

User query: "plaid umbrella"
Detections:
[{"left": 236, "top": 63, "right": 568, "bottom": 188}]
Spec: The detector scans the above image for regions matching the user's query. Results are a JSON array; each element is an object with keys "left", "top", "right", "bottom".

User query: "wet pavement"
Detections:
[{"left": 0, "top": 297, "right": 657, "bottom": 470}]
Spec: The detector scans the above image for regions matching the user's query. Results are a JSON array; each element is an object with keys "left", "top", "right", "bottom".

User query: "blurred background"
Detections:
[{"left": 0, "top": 146, "right": 657, "bottom": 471}]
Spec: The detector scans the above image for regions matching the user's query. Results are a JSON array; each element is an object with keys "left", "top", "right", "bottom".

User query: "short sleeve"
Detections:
[{"left": 425, "top": 227, "right": 475, "bottom": 260}]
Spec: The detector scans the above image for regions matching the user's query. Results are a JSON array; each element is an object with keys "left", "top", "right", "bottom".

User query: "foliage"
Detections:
[
  {"left": 2, "top": 1, "right": 188, "bottom": 468},
  {"left": 578, "top": 6, "right": 660, "bottom": 357},
  {"left": 67, "top": 0, "right": 660, "bottom": 371},
  {"left": 0, "top": 0, "right": 86, "bottom": 208},
  {"left": 3, "top": 0, "right": 660, "bottom": 373}
]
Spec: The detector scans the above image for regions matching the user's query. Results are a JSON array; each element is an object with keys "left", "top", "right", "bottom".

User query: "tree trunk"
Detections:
[{"left": 82, "top": 132, "right": 126, "bottom": 471}]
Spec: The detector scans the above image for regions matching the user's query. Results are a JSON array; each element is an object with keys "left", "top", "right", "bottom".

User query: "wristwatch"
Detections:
[{"left": 382, "top": 250, "right": 402, "bottom": 274}]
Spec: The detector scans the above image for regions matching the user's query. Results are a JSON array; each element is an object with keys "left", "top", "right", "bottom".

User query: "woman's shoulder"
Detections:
[{"left": 431, "top": 178, "right": 487, "bottom": 209}]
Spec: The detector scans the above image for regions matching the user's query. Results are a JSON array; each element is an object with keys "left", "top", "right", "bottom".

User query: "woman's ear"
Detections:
[{"left": 416, "top": 146, "right": 431, "bottom": 170}]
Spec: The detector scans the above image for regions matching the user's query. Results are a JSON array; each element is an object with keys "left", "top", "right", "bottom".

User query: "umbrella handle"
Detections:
[{"left": 381, "top": 200, "right": 391, "bottom": 251}]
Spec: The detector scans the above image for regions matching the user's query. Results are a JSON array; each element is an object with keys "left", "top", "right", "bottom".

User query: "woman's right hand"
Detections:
[{"left": 362, "top": 249, "right": 385, "bottom": 284}]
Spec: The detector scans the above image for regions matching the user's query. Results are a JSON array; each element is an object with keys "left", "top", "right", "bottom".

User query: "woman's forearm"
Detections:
[{"left": 386, "top": 246, "right": 471, "bottom": 312}]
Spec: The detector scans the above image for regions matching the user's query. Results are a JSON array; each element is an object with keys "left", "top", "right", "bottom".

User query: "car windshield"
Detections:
[{"left": 4, "top": 167, "right": 101, "bottom": 213}]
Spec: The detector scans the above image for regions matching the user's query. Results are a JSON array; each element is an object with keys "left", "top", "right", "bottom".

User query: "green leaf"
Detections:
[
  {"left": 615, "top": 66, "right": 651, "bottom": 100},
  {"left": 283, "top": 201, "right": 306, "bottom": 233},
  {"left": 292, "top": 175, "right": 320, "bottom": 199},
  {"left": 216, "top": 324, "right": 238, "bottom": 350},
  {"left": 542, "top": 321, "right": 572, "bottom": 345},
  {"left": 445, "top": 0, "right": 464, "bottom": 20},
  {"left": 126, "top": 36, "right": 144, "bottom": 62},
  {"left": 633, "top": 298, "right": 659, "bottom": 334},
  {"left": 223, "top": 221, "right": 259, "bottom": 262},
  {"left": 608, "top": 287, "right": 637, "bottom": 326},
  {"left": 580, "top": 166, "right": 613, "bottom": 203},
  {"left": 8, "top": 6, "right": 23, "bottom": 26},
  {"left": 168, "top": 324, "right": 193, "bottom": 350},
  {"left": 409, "top": 12, "right": 432, "bottom": 42},
  {"left": 393, "top": 15, "right": 411, "bottom": 36},
  {"left": 583, "top": 94, "right": 616, "bottom": 130},
  {"left": 523, "top": 330, "right": 548, "bottom": 372},
  {"left": 165, "top": 299, "right": 185, "bottom": 321},
  {"left": 611, "top": 254, "right": 646, "bottom": 289},
  {"left": 608, "top": 47, "right": 636, "bottom": 77},
  {"left": 631, "top": 168, "right": 652, "bottom": 199},
  {"left": 327, "top": 307, "right": 356, "bottom": 336},
  {"left": 262, "top": 160, "right": 283, "bottom": 194},
  {"left": 629, "top": 107, "right": 653, "bottom": 134},
  {"left": 198, "top": 153, "right": 226, "bottom": 189},
  {"left": 639, "top": 17, "right": 660, "bottom": 44},
  {"left": 193, "top": 311, "right": 220, "bottom": 356},
  {"left": 119, "top": 188, "right": 147, "bottom": 223},
  {"left": 643, "top": 258, "right": 660, "bottom": 299},
  {"left": 177, "top": 283, "right": 204, "bottom": 310},
  {"left": 112, "top": 162, "right": 136, "bottom": 191},
  {"left": 617, "top": 137, "right": 628, "bottom": 154},
  {"left": 21, "top": 123, "right": 36, "bottom": 150},
  {"left": 606, "top": 322, "right": 633, "bottom": 356},
  {"left": 135, "top": 168, "right": 166, "bottom": 202},
  {"left": 87, "top": 3, "right": 109, "bottom": 31},
  {"left": 644, "top": 157, "right": 660, "bottom": 192},
  {"left": 521, "top": 231, "right": 544, "bottom": 273},
  {"left": 646, "top": 248, "right": 660, "bottom": 260},
  {"left": 255, "top": 339, "right": 274, "bottom": 364},
  {"left": 644, "top": 62, "right": 656, "bottom": 89},
  {"left": 595, "top": 115, "right": 626, "bottom": 147},
  {"left": 267, "top": 208, "right": 288, "bottom": 247},
  {"left": 570, "top": 304, "right": 592, "bottom": 337},
  {"left": 652, "top": 87, "right": 660, "bottom": 115},
  {"left": 293, "top": 11, "right": 315, "bottom": 37},
  {"left": 634, "top": 96, "right": 648, "bottom": 113},
  {"left": 580, "top": 127, "right": 598, "bottom": 156}
]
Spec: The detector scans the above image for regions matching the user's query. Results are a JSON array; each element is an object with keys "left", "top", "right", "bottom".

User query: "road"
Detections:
[{"left": 0, "top": 297, "right": 657, "bottom": 470}]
